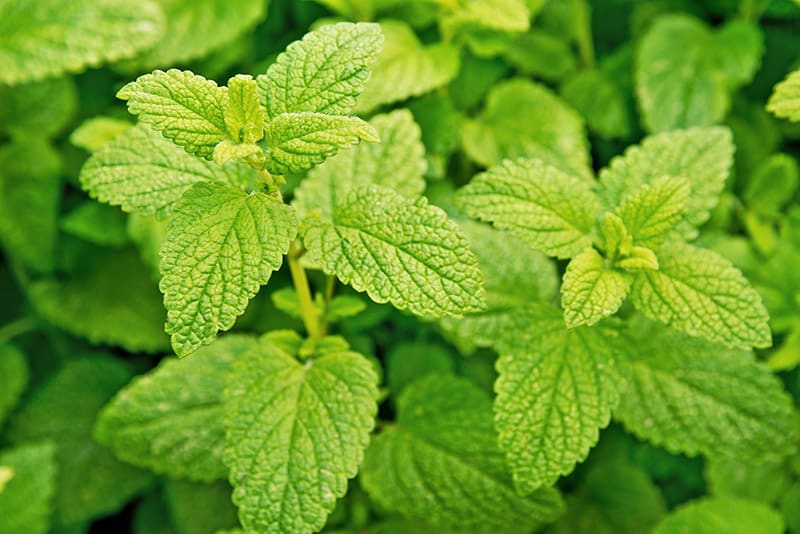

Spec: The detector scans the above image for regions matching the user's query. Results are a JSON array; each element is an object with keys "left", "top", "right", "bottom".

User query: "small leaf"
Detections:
[
  {"left": 223, "top": 338, "right": 378, "bottom": 533},
  {"left": 265, "top": 112, "right": 378, "bottom": 175},
  {"left": 302, "top": 185, "right": 486, "bottom": 318},
  {"left": 212, "top": 141, "right": 265, "bottom": 168},
  {"left": 630, "top": 242, "right": 771, "bottom": 349},
  {"left": 95, "top": 335, "right": 259, "bottom": 482},
  {"left": 118, "top": 69, "right": 229, "bottom": 159},
  {"left": 768, "top": 68, "right": 800, "bottom": 122},
  {"left": 616, "top": 246, "right": 659, "bottom": 272},
  {"left": 161, "top": 182, "right": 297, "bottom": 356},
  {"left": 224, "top": 75, "right": 264, "bottom": 144},
  {"left": 653, "top": 496, "right": 783, "bottom": 534},
  {"left": 258, "top": 22, "right": 383, "bottom": 119},
  {"left": 70, "top": 116, "right": 132, "bottom": 152},
  {"left": 615, "top": 176, "right": 691, "bottom": 247},
  {"left": 562, "top": 247, "right": 632, "bottom": 328},
  {"left": 0, "top": 443, "right": 56, "bottom": 534},
  {"left": 164, "top": 479, "right": 240, "bottom": 534},
  {"left": 360, "top": 375, "right": 564, "bottom": 532},
  {"left": 494, "top": 303, "right": 631, "bottom": 494},
  {"left": 455, "top": 158, "right": 600, "bottom": 259},
  {"left": 561, "top": 68, "right": 630, "bottom": 139}
]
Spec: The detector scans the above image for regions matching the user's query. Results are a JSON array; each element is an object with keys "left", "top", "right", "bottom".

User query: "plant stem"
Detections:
[
  {"left": 0, "top": 316, "right": 38, "bottom": 345},
  {"left": 572, "top": 0, "right": 595, "bottom": 68},
  {"left": 288, "top": 243, "right": 323, "bottom": 341}
]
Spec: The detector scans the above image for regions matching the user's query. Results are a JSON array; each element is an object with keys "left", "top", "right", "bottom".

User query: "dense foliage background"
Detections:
[{"left": 2, "top": 0, "right": 800, "bottom": 533}]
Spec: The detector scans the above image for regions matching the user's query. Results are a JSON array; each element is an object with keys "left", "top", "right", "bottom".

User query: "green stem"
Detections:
[
  {"left": 0, "top": 316, "right": 38, "bottom": 345},
  {"left": 571, "top": 0, "right": 595, "bottom": 68},
  {"left": 288, "top": 243, "right": 323, "bottom": 341},
  {"left": 739, "top": 0, "right": 769, "bottom": 21}
]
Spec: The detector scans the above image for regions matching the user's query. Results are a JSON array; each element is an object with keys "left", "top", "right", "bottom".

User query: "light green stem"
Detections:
[
  {"left": 572, "top": 0, "right": 595, "bottom": 68},
  {"left": 288, "top": 244, "right": 323, "bottom": 341},
  {"left": 0, "top": 316, "right": 38, "bottom": 345}
]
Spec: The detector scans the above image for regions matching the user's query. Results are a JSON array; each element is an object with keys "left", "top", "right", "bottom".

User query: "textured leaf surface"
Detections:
[
  {"left": 562, "top": 247, "right": 632, "bottom": 327},
  {"left": 455, "top": 158, "right": 600, "bottom": 259},
  {"left": 81, "top": 124, "right": 255, "bottom": 217},
  {"left": 161, "top": 182, "right": 297, "bottom": 356},
  {"left": 0, "top": 344, "right": 28, "bottom": 427},
  {"left": 767, "top": 68, "right": 800, "bottom": 121},
  {"left": 0, "top": 0, "right": 163, "bottom": 84},
  {"left": 636, "top": 15, "right": 762, "bottom": 133},
  {"left": 265, "top": 112, "right": 378, "bottom": 174},
  {"left": 631, "top": 242, "right": 771, "bottom": 349},
  {"left": 653, "top": 497, "right": 783, "bottom": 534},
  {"left": 0, "top": 443, "right": 56, "bottom": 534},
  {"left": 615, "top": 320, "right": 799, "bottom": 461},
  {"left": 461, "top": 78, "right": 591, "bottom": 179},
  {"left": 95, "top": 335, "right": 259, "bottom": 482},
  {"left": 597, "top": 127, "right": 733, "bottom": 233},
  {"left": 302, "top": 186, "right": 486, "bottom": 318},
  {"left": 118, "top": 70, "right": 228, "bottom": 159},
  {"left": 258, "top": 22, "right": 383, "bottom": 119},
  {"left": 7, "top": 357, "right": 152, "bottom": 525},
  {"left": 443, "top": 0, "right": 530, "bottom": 33},
  {"left": 224, "top": 75, "right": 264, "bottom": 144},
  {"left": 355, "top": 20, "right": 459, "bottom": 113},
  {"left": 0, "top": 141, "right": 61, "bottom": 273},
  {"left": 361, "top": 375, "right": 564, "bottom": 532},
  {"left": 29, "top": 248, "right": 169, "bottom": 353},
  {"left": 293, "top": 109, "right": 426, "bottom": 220},
  {"left": 494, "top": 303, "right": 630, "bottom": 494},
  {"left": 223, "top": 339, "right": 378, "bottom": 534},
  {"left": 615, "top": 177, "right": 690, "bottom": 247}
]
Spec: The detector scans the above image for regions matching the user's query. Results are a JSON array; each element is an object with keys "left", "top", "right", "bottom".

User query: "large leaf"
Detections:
[
  {"left": 360, "top": 375, "right": 564, "bottom": 532},
  {"left": 95, "top": 335, "right": 259, "bottom": 481},
  {"left": 0, "top": 0, "right": 163, "bottom": 84},
  {"left": 494, "top": 303, "right": 631, "bottom": 494},
  {"left": 302, "top": 185, "right": 486, "bottom": 318},
  {"left": 455, "top": 158, "right": 600, "bottom": 259},
  {"left": 161, "top": 182, "right": 297, "bottom": 356},
  {"left": 223, "top": 337, "right": 378, "bottom": 533}
]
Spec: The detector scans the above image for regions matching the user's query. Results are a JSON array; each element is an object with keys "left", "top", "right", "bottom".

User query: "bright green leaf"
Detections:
[
  {"left": 265, "top": 112, "right": 378, "bottom": 175},
  {"left": 164, "top": 479, "right": 239, "bottom": 534},
  {"left": 631, "top": 242, "right": 771, "bottom": 349},
  {"left": 455, "top": 158, "right": 600, "bottom": 259},
  {"left": 743, "top": 153, "right": 799, "bottom": 217},
  {"left": 361, "top": 375, "right": 564, "bottom": 532},
  {"left": 95, "top": 335, "right": 259, "bottom": 482},
  {"left": 224, "top": 75, "right": 264, "bottom": 144},
  {"left": 442, "top": 0, "right": 530, "bottom": 34},
  {"left": 0, "top": 443, "right": 56, "bottom": 534},
  {"left": 653, "top": 496, "right": 783, "bottom": 534},
  {"left": 223, "top": 338, "right": 378, "bottom": 533},
  {"left": 562, "top": 247, "right": 633, "bottom": 327},
  {"left": 768, "top": 68, "right": 800, "bottom": 121},
  {"left": 258, "top": 22, "right": 383, "bottom": 119},
  {"left": 70, "top": 116, "right": 132, "bottom": 152},
  {"left": 615, "top": 176, "right": 691, "bottom": 247},
  {"left": 161, "top": 182, "right": 297, "bottom": 356},
  {"left": 118, "top": 69, "right": 229, "bottom": 159},
  {"left": 302, "top": 185, "right": 486, "bottom": 318},
  {"left": 561, "top": 69, "right": 630, "bottom": 139}
]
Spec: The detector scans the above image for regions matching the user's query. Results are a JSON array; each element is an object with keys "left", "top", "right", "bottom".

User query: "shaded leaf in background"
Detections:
[{"left": 0, "top": 442, "right": 56, "bottom": 534}]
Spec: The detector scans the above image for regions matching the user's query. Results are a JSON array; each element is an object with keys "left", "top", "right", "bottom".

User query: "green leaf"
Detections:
[
  {"left": 95, "top": 335, "right": 259, "bottom": 482},
  {"left": 439, "top": 219, "right": 557, "bottom": 352},
  {"left": 360, "top": 375, "right": 564, "bottom": 532},
  {"left": 61, "top": 201, "right": 129, "bottom": 247},
  {"left": 385, "top": 342, "right": 456, "bottom": 396},
  {"left": 301, "top": 185, "right": 486, "bottom": 318},
  {"left": 70, "top": 116, "right": 132, "bottom": 152},
  {"left": 768, "top": 68, "right": 800, "bottom": 121},
  {"left": 630, "top": 242, "right": 771, "bottom": 349},
  {"left": 0, "top": 344, "right": 28, "bottom": 427},
  {"left": 81, "top": 119, "right": 257, "bottom": 215},
  {"left": 561, "top": 69, "right": 630, "bottom": 139},
  {"left": 0, "top": 0, "right": 163, "bottom": 85},
  {"left": 597, "top": 126, "right": 733, "bottom": 234},
  {"left": 468, "top": 29, "right": 576, "bottom": 83},
  {"left": 293, "top": 109, "right": 427, "bottom": 220},
  {"left": 442, "top": 0, "right": 531, "bottom": 34},
  {"left": 122, "top": 0, "right": 267, "bottom": 69},
  {"left": 224, "top": 75, "right": 264, "bottom": 144},
  {"left": 743, "top": 153, "right": 799, "bottom": 217},
  {"left": 164, "top": 479, "right": 239, "bottom": 534},
  {"left": 118, "top": 69, "right": 229, "bottom": 159},
  {"left": 636, "top": 15, "right": 763, "bottom": 133},
  {"left": 615, "top": 176, "right": 691, "bottom": 247},
  {"left": 354, "top": 20, "right": 460, "bottom": 114},
  {"left": 460, "top": 78, "right": 592, "bottom": 180},
  {"left": 706, "top": 458, "right": 791, "bottom": 505},
  {"left": 8, "top": 357, "right": 152, "bottom": 525},
  {"left": 161, "top": 182, "right": 297, "bottom": 356},
  {"left": 653, "top": 496, "right": 783, "bottom": 534},
  {"left": 615, "top": 320, "right": 800, "bottom": 461},
  {"left": 0, "top": 77, "right": 76, "bottom": 139},
  {"left": 212, "top": 141, "right": 264, "bottom": 168},
  {"left": 561, "top": 247, "right": 633, "bottom": 328},
  {"left": 29, "top": 247, "right": 170, "bottom": 353},
  {"left": 494, "top": 303, "right": 630, "bottom": 493},
  {"left": 0, "top": 443, "right": 56, "bottom": 534},
  {"left": 258, "top": 22, "right": 383, "bottom": 119},
  {"left": 455, "top": 158, "right": 600, "bottom": 259},
  {"left": 265, "top": 112, "right": 378, "bottom": 175},
  {"left": 0, "top": 140, "right": 61, "bottom": 273},
  {"left": 223, "top": 338, "right": 378, "bottom": 533}
]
